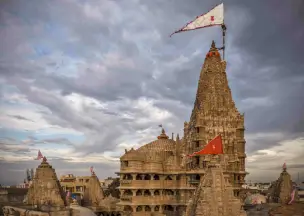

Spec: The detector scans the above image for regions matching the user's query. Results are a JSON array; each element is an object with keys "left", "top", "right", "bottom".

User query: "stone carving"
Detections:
[{"left": 184, "top": 157, "right": 247, "bottom": 216}]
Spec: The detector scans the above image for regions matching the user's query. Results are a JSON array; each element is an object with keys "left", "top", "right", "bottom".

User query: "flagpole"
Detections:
[{"left": 221, "top": 23, "right": 226, "bottom": 61}]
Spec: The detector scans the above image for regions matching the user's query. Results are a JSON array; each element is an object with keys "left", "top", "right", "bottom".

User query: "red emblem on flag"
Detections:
[
  {"left": 188, "top": 135, "right": 223, "bottom": 157},
  {"left": 210, "top": 16, "right": 214, "bottom": 21}
]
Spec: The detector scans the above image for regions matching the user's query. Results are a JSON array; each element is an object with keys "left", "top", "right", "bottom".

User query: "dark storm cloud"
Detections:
[{"left": 0, "top": 0, "right": 303, "bottom": 183}]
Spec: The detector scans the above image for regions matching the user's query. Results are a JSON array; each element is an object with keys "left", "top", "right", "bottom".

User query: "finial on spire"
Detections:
[
  {"left": 283, "top": 162, "right": 287, "bottom": 171},
  {"left": 211, "top": 40, "right": 216, "bottom": 48},
  {"left": 209, "top": 40, "right": 218, "bottom": 52},
  {"left": 176, "top": 133, "right": 180, "bottom": 140},
  {"left": 172, "top": 132, "right": 174, "bottom": 140},
  {"left": 42, "top": 156, "right": 47, "bottom": 163},
  {"left": 157, "top": 127, "right": 169, "bottom": 139}
]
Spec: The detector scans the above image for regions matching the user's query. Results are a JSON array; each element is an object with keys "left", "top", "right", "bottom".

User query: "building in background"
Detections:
[{"left": 59, "top": 174, "right": 91, "bottom": 198}]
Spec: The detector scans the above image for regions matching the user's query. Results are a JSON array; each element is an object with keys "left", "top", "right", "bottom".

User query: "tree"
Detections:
[{"left": 104, "top": 178, "right": 120, "bottom": 198}]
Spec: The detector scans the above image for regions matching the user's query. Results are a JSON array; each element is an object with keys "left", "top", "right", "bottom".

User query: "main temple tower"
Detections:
[{"left": 183, "top": 41, "right": 247, "bottom": 196}]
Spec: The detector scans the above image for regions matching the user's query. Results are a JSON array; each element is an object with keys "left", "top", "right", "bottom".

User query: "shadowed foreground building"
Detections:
[{"left": 117, "top": 41, "right": 248, "bottom": 216}]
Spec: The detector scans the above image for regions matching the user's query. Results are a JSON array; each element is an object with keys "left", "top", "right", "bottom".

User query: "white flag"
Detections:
[{"left": 170, "top": 3, "right": 224, "bottom": 36}]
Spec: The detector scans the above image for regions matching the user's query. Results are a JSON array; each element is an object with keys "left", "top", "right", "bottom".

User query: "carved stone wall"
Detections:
[{"left": 183, "top": 41, "right": 247, "bottom": 194}]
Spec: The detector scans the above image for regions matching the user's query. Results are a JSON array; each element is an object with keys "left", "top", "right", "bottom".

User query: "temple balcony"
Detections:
[
  {"left": 119, "top": 195, "right": 190, "bottom": 205},
  {"left": 119, "top": 180, "right": 189, "bottom": 189}
]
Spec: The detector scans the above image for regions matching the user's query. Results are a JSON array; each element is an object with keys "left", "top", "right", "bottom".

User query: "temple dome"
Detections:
[
  {"left": 138, "top": 128, "right": 176, "bottom": 152},
  {"left": 120, "top": 148, "right": 145, "bottom": 161}
]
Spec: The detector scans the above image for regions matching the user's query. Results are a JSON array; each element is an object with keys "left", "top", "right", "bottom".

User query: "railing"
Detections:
[
  {"left": 121, "top": 195, "right": 132, "bottom": 202},
  {"left": 120, "top": 180, "right": 186, "bottom": 188},
  {"left": 131, "top": 195, "right": 176, "bottom": 204}
]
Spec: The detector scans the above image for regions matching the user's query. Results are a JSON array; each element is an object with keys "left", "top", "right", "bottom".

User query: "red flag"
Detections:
[
  {"left": 188, "top": 135, "right": 223, "bottom": 157},
  {"left": 35, "top": 150, "right": 43, "bottom": 160}
]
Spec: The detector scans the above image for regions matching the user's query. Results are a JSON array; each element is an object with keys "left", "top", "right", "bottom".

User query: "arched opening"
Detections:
[
  {"left": 124, "top": 206, "right": 133, "bottom": 212},
  {"left": 144, "top": 175, "right": 151, "bottom": 180},
  {"left": 136, "top": 174, "right": 142, "bottom": 180},
  {"left": 136, "top": 190, "right": 142, "bottom": 196},
  {"left": 176, "top": 175, "right": 181, "bottom": 180},
  {"left": 164, "top": 205, "right": 174, "bottom": 211},
  {"left": 164, "top": 189, "right": 174, "bottom": 195},
  {"left": 195, "top": 174, "right": 200, "bottom": 180},
  {"left": 117, "top": 214, "right": 121, "bottom": 216},
  {"left": 123, "top": 190, "right": 133, "bottom": 196},
  {"left": 154, "top": 206, "right": 160, "bottom": 211},
  {"left": 153, "top": 175, "right": 160, "bottom": 180},
  {"left": 154, "top": 190, "right": 160, "bottom": 196},
  {"left": 165, "top": 175, "right": 172, "bottom": 180},
  {"left": 123, "top": 174, "right": 133, "bottom": 180},
  {"left": 145, "top": 206, "right": 151, "bottom": 211},
  {"left": 143, "top": 190, "right": 151, "bottom": 196},
  {"left": 136, "top": 206, "right": 142, "bottom": 212},
  {"left": 111, "top": 213, "right": 115, "bottom": 216}
]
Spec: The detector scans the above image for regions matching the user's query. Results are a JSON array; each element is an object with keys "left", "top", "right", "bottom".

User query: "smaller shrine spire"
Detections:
[{"left": 157, "top": 128, "right": 169, "bottom": 140}]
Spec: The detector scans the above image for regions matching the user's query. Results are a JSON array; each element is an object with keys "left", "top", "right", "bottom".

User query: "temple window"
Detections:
[
  {"left": 123, "top": 161, "right": 129, "bottom": 167},
  {"left": 196, "top": 127, "right": 200, "bottom": 133},
  {"left": 144, "top": 175, "right": 151, "bottom": 180},
  {"left": 165, "top": 175, "right": 172, "bottom": 180},
  {"left": 154, "top": 206, "right": 160, "bottom": 211},
  {"left": 136, "top": 206, "right": 142, "bottom": 212},
  {"left": 202, "top": 161, "right": 207, "bottom": 168},
  {"left": 144, "top": 206, "right": 151, "bottom": 212},
  {"left": 195, "top": 141, "right": 199, "bottom": 148},
  {"left": 143, "top": 190, "right": 151, "bottom": 196},
  {"left": 136, "top": 174, "right": 142, "bottom": 180},
  {"left": 123, "top": 174, "right": 132, "bottom": 180},
  {"left": 164, "top": 189, "right": 174, "bottom": 195},
  {"left": 123, "top": 190, "right": 133, "bottom": 196},
  {"left": 176, "top": 175, "right": 181, "bottom": 180},
  {"left": 164, "top": 205, "right": 174, "bottom": 211},
  {"left": 124, "top": 206, "right": 133, "bottom": 212},
  {"left": 153, "top": 175, "right": 160, "bottom": 180},
  {"left": 195, "top": 174, "right": 200, "bottom": 180},
  {"left": 194, "top": 156, "right": 199, "bottom": 165},
  {"left": 136, "top": 190, "right": 142, "bottom": 196},
  {"left": 154, "top": 190, "right": 160, "bottom": 196}
]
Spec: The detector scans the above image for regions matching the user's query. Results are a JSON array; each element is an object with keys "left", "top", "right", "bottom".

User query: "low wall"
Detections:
[
  {"left": 2, "top": 206, "right": 71, "bottom": 216},
  {"left": 0, "top": 189, "right": 28, "bottom": 216}
]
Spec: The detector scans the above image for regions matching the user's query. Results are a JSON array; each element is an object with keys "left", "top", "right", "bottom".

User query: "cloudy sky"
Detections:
[{"left": 0, "top": 0, "right": 303, "bottom": 185}]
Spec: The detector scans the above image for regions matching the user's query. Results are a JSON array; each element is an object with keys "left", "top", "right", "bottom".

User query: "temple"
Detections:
[
  {"left": 183, "top": 41, "right": 247, "bottom": 196},
  {"left": 117, "top": 41, "right": 248, "bottom": 216}
]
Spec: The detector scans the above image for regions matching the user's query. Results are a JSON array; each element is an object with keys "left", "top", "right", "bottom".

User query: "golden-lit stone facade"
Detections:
[
  {"left": 183, "top": 41, "right": 247, "bottom": 195},
  {"left": 118, "top": 130, "right": 195, "bottom": 216},
  {"left": 118, "top": 41, "right": 247, "bottom": 216}
]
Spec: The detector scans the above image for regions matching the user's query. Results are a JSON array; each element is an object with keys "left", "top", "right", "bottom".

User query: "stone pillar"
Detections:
[
  {"left": 131, "top": 174, "right": 136, "bottom": 180},
  {"left": 132, "top": 190, "right": 136, "bottom": 196}
]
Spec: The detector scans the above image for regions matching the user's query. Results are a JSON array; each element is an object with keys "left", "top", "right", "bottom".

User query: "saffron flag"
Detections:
[
  {"left": 188, "top": 135, "right": 223, "bottom": 157},
  {"left": 35, "top": 150, "right": 43, "bottom": 160},
  {"left": 170, "top": 3, "right": 224, "bottom": 36}
]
